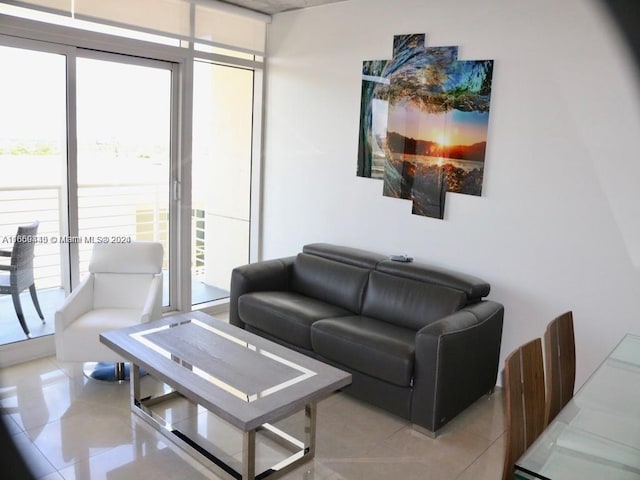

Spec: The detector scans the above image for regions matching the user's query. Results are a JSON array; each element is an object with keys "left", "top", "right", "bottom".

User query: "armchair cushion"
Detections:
[
  {"left": 56, "top": 308, "right": 141, "bottom": 362},
  {"left": 93, "top": 273, "right": 159, "bottom": 309}
]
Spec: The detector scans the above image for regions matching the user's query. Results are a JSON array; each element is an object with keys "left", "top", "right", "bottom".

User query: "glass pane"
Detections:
[
  {"left": 192, "top": 61, "right": 253, "bottom": 305},
  {"left": 0, "top": 45, "right": 67, "bottom": 343},
  {"left": 76, "top": 57, "right": 171, "bottom": 305}
]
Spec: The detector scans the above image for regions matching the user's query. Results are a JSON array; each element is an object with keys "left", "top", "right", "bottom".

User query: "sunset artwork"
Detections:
[{"left": 357, "top": 34, "right": 494, "bottom": 219}]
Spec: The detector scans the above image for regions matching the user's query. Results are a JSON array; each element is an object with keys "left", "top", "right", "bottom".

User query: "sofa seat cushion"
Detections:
[
  {"left": 238, "top": 291, "right": 352, "bottom": 350},
  {"left": 311, "top": 316, "right": 416, "bottom": 387}
]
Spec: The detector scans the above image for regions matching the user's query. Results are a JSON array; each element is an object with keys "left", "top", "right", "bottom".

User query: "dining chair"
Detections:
[
  {"left": 55, "top": 241, "right": 163, "bottom": 382},
  {"left": 544, "top": 311, "right": 576, "bottom": 426},
  {"left": 503, "top": 338, "right": 546, "bottom": 480},
  {"left": 0, "top": 221, "right": 45, "bottom": 338}
]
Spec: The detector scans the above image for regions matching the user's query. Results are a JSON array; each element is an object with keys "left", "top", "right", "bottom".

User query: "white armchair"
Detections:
[{"left": 55, "top": 241, "right": 164, "bottom": 381}]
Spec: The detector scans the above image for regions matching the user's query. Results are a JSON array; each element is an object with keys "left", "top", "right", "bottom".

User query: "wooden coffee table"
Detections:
[{"left": 100, "top": 311, "right": 351, "bottom": 480}]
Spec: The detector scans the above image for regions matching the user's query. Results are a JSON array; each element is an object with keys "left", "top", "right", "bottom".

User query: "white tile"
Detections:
[
  {"left": 0, "top": 357, "right": 61, "bottom": 389},
  {"left": 314, "top": 394, "right": 408, "bottom": 459},
  {"left": 1, "top": 354, "right": 508, "bottom": 479},
  {"left": 445, "top": 389, "right": 505, "bottom": 443},
  {"left": 39, "top": 473, "right": 64, "bottom": 480},
  {"left": 457, "top": 433, "right": 506, "bottom": 480},
  {"left": 25, "top": 403, "right": 134, "bottom": 470},
  {"left": 1, "top": 373, "right": 132, "bottom": 433},
  {"left": 2, "top": 413, "right": 23, "bottom": 434},
  {"left": 171, "top": 408, "right": 244, "bottom": 460},
  {"left": 11, "top": 431, "right": 58, "bottom": 479},
  {"left": 367, "top": 424, "right": 492, "bottom": 476},
  {"left": 56, "top": 441, "right": 218, "bottom": 480}
]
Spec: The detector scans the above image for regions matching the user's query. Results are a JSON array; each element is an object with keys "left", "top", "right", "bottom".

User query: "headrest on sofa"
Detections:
[
  {"left": 303, "top": 243, "right": 490, "bottom": 301},
  {"left": 376, "top": 260, "right": 490, "bottom": 301},
  {"left": 303, "top": 243, "right": 386, "bottom": 269},
  {"left": 89, "top": 241, "right": 164, "bottom": 275}
]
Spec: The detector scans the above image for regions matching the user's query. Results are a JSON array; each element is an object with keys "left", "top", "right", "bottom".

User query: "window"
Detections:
[{"left": 0, "top": 2, "right": 265, "bottom": 350}]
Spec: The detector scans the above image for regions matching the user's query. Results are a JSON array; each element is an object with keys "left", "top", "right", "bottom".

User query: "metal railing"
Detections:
[
  {"left": 0, "top": 185, "right": 64, "bottom": 289},
  {"left": 0, "top": 183, "right": 204, "bottom": 289}
]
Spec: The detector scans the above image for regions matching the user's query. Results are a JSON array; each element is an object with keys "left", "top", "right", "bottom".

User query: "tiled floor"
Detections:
[{"left": 0, "top": 353, "right": 506, "bottom": 480}]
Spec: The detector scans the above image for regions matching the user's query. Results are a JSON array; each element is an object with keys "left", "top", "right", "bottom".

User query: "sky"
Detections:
[
  {"left": 0, "top": 45, "right": 170, "bottom": 147},
  {"left": 0, "top": 46, "right": 66, "bottom": 142},
  {"left": 387, "top": 101, "right": 490, "bottom": 146}
]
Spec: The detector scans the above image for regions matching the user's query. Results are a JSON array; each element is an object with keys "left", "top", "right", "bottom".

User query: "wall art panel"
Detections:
[{"left": 357, "top": 34, "right": 494, "bottom": 219}]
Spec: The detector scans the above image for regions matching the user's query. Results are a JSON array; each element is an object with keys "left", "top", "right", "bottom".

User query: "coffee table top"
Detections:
[{"left": 100, "top": 311, "right": 352, "bottom": 430}]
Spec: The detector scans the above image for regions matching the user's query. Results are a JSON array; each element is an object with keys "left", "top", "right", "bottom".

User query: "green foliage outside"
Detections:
[{"left": 0, "top": 142, "right": 61, "bottom": 156}]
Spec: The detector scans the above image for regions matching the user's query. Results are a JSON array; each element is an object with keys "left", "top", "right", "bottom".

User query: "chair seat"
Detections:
[
  {"left": 57, "top": 308, "right": 141, "bottom": 362},
  {"left": 0, "top": 273, "right": 25, "bottom": 292}
]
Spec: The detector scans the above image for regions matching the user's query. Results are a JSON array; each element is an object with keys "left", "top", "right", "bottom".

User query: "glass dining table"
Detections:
[{"left": 515, "top": 333, "right": 640, "bottom": 480}]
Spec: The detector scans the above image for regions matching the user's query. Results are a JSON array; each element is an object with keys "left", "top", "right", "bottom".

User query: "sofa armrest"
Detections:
[
  {"left": 411, "top": 300, "right": 504, "bottom": 433},
  {"left": 229, "top": 256, "right": 295, "bottom": 328}
]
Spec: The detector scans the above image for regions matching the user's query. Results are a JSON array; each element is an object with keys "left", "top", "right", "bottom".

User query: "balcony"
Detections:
[{"left": 0, "top": 184, "right": 230, "bottom": 346}]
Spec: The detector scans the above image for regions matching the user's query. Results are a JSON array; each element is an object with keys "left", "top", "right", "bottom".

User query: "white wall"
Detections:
[{"left": 261, "top": 0, "right": 640, "bottom": 387}]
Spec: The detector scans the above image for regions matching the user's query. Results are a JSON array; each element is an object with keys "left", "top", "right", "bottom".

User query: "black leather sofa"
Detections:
[{"left": 230, "top": 243, "right": 504, "bottom": 436}]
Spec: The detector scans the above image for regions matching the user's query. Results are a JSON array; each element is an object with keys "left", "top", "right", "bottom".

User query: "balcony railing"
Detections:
[
  {"left": 0, "top": 185, "right": 64, "bottom": 289},
  {"left": 0, "top": 183, "right": 202, "bottom": 289}
]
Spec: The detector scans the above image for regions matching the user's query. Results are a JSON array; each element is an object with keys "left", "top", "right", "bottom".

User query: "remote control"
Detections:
[{"left": 390, "top": 254, "right": 413, "bottom": 262}]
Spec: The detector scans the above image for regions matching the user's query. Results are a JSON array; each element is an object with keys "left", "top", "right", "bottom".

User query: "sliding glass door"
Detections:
[
  {"left": 75, "top": 53, "right": 174, "bottom": 305},
  {"left": 0, "top": 40, "right": 178, "bottom": 345},
  {"left": 0, "top": 32, "right": 261, "bottom": 347},
  {"left": 0, "top": 43, "right": 68, "bottom": 343}
]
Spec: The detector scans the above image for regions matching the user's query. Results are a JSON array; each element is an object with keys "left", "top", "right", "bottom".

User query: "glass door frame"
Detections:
[
  {"left": 0, "top": 12, "right": 264, "bottom": 361},
  {"left": 0, "top": 33, "right": 76, "bottom": 297},
  {"left": 0, "top": 32, "right": 187, "bottom": 313},
  {"left": 70, "top": 48, "right": 181, "bottom": 308}
]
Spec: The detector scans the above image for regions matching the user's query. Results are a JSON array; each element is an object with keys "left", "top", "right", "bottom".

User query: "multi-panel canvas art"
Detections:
[{"left": 357, "top": 34, "right": 494, "bottom": 219}]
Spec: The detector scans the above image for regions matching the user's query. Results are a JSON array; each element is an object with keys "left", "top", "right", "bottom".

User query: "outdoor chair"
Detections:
[{"left": 0, "top": 221, "right": 45, "bottom": 338}]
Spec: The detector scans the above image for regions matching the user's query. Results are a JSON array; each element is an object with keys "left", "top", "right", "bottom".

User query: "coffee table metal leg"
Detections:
[
  {"left": 129, "top": 373, "right": 319, "bottom": 480},
  {"left": 305, "top": 403, "right": 317, "bottom": 458},
  {"left": 131, "top": 363, "right": 141, "bottom": 404},
  {"left": 242, "top": 430, "right": 256, "bottom": 480}
]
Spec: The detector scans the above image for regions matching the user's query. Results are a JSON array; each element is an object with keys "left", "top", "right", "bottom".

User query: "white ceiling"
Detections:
[{"left": 217, "top": 0, "right": 347, "bottom": 15}]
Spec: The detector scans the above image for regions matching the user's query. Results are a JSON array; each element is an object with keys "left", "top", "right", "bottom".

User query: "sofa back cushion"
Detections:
[
  {"left": 362, "top": 271, "right": 466, "bottom": 330},
  {"left": 376, "top": 259, "right": 490, "bottom": 302},
  {"left": 303, "top": 243, "right": 387, "bottom": 269},
  {"left": 291, "top": 253, "right": 370, "bottom": 313}
]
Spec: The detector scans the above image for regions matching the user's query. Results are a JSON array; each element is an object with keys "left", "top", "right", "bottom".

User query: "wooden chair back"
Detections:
[
  {"left": 503, "top": 338, "right": 546, "bottom": 480},
  {"left": 544, "top": 311, "right": 576, "bottom": 425}
]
